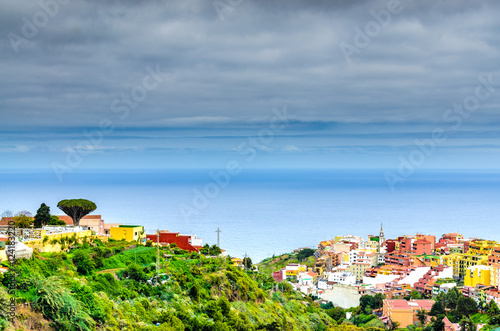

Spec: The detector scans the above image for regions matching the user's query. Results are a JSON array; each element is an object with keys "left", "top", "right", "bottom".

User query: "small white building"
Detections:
[
  {"left": 298, "top": 270, "right": 316, "bottom": 286},
  {"left": 328, "top": 271, "right": 357, "bottom": 286},
  {"left": 438, "top": 283, "right": 457, "bottom": 293},
  {"left": 6, "top": 239, "right": 33, "bottom": 260},
  {"left": 317, "top": 278, "right": 332, "bottom": 290}
]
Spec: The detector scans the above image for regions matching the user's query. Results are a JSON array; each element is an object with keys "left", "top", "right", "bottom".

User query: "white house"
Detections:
[{"left": 328, "top": 271, "right": 357, "bottom": 286}]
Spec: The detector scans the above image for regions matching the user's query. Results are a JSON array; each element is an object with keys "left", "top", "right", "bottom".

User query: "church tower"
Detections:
[
  {"left": 377, "top": 223, "right": 386, "bottom": 264},
  {"left": 379, "top": 223, "right": 385, "bottom": 245}
]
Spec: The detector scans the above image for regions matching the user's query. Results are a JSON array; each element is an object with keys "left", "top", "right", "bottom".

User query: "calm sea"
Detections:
[{"left": 1, "top": 169, "right": 500, "bottom": 262}]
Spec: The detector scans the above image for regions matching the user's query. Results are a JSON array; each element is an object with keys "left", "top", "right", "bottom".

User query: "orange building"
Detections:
[
  {"left": 383, "top": 299, "right": 434, "bottom": 328},
  {"left": 413, "top": 239, "right": 433, "bottom": 255},
  {"left": 489, "top": 247, "right": 500, "bottom": 265}
]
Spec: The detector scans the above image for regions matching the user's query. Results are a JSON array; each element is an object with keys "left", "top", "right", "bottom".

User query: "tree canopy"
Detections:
[
  {"left": 57, "top": 199, "right": 97, "bottom": 227},
  {"left": 14, "top": 211, "right": 33, "bottom": 228},
  {"left": 297, "top": 248, "right": 315, "bottom": 261},
  {"left": 47, "top": 215, "right": 66, "bottom": 226},
  {"left": 34, "top": 203, "right": 51, "bottom": 228},
  {"left": 430, "top": 300, "right": 446, "bottom": 317}
]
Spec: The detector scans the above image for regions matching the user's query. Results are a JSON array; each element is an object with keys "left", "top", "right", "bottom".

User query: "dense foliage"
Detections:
[
  {"left": 1, "top": 240, "right": 345, "bottom": 331},
  {"left": 34, "top": 203, "right": 51, "bottom": 228},
  {"left": 57, "top": 199, "right": 97, "bottom": 227}
]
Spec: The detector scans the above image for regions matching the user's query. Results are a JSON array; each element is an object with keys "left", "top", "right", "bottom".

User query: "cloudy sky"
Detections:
[{"left": 1, "top": 0, "right": 500, "bottom": 172}]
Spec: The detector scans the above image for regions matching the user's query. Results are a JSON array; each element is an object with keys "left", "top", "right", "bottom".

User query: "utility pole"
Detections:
[
  {"left": 156, "top": 228, "right": 160, "bottom": 278},
  {"left": 216, "top": 227, "right": 221, "bottom": 247}
]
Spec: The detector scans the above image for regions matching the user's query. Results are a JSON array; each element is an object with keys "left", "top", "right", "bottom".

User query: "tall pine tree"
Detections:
[{"left": 34, "top": 203, "right": 51, "bottom": 228}]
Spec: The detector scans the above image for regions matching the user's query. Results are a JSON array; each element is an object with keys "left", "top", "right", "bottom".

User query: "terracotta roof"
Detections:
[
  {"left": 0, "top": 216, "right": 34, "bottom": 225},
  {"left": 55, "top": 215, "right": 102, "bottom": 225},
  {"left": 385, "top": 299, "right": 434, "bottom": 311},
  {"left": 104, "top": 223, "right": 123, "bottom": 230}
]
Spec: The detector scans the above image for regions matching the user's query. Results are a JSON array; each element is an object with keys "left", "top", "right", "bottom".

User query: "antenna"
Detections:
[
  {"left": 156, "top": 227, "right": 160, "bottom": 277},
  {"left": 216, "top": 227, "right": 221, "bottom": 247}
]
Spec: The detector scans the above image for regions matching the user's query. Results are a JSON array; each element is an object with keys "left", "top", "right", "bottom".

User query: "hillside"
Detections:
[
  {"left": 0, "top": 239, "right": 345, "bottom": 331},
  {"left": 257, "top": 249, "right": 317, "bottom": 277}
]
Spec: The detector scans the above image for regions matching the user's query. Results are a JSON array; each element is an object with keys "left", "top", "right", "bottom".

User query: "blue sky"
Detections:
[{"left": 1, "top": 0, "right": 500, "bottom": 172}]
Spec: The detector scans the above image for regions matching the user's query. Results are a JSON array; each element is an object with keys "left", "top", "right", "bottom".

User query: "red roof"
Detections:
[
  {"left": 55, "top": 215, "right": 102, "bottom": 225},
  {"left": 146, "top": 231, "right": 200, "bottom": 253},
  {"left": 385, "top": 299, "right": 435, "bottom": 311},
  {"left": 0, "top": 216, "right": 34, "bottom": 225}
]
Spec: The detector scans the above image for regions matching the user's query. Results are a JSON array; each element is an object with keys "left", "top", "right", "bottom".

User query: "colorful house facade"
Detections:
[{"left": 110, "top": 225, "right": 144, "bottom": 241}]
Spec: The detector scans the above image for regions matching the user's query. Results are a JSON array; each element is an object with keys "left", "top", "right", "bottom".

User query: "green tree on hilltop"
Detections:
[
  {"left": 459, "top": 316, "right": 476, "bottom": 331},
  {"left": 34, "top": 203, "right": 51, "bottom": 228},
  {"left": 14, "top": 210, "right": 33, "bottom": 228},
  {"left": 430, "top": 300, "right": 445, "bottom": 316},
  {"left": 373, "top": 293, "right": 385, "bottom": 309},
  {"left": 487, "top": 299, "right": 500, "bottom": 316},
  {"left": 432, "top": 315, "right": 445, "bottom": 331},
  {"left": 57, "top": 199, "right": 97, "bottom": 227},
  {"left": 456, "top": 296, "right": 478, "bottom": 316},
  {"left": 243, "top": 256, "right": 253, "bottom": 270},
  {"left": 47, "top": 215, "right": 66, "bottom": 226},
  {"left": 297, "top": 248, "right": 315, "bottom": 261},
  {"left": 417, "top": 309, "right": 428, "bottom": 326},
  {"left": 445, "top": 286, "right": 460, "bottom": 309}
]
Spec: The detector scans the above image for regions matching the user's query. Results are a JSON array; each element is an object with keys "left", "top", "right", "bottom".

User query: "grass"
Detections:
[
  {"left": 96, "top": 268, "right": 124, "bottom": 275},
  {"left": 472, "top": 313, "right": 490, "bottom": 324},
  {"left": 100, "top": 246, "right": 156, "bottom": 270}
]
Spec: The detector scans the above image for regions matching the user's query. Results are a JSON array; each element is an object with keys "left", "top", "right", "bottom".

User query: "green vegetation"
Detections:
[
  {"left": 200, "top": 244, "right": 222, "bottom": 256},
  {"left": 34, "top": 203, "right": 51, "bottom": 228},
  {"left": 48, "top": 215, "right": 67, "bottom": 226},
  {"left": 2, "top": 241, "right": 344, "bottom": 330},
  {"left": 57, "top": 199, "right": 97, "bottom": 227},
  {"left": 13, "top": 210, "right": 33, "bottom": 228},
  {"left": 257, "top": 250, "right": 316, "bottom": 277},
  {"left": 4, "top": 240, "right": 500, "bottom": 331}
]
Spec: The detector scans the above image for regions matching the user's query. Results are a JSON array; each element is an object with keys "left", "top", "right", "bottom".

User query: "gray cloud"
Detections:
[
  {"left": 1, "top": 0, "right": 499, "bottom": 130},
  {"left": 1, "top": 0, "right": 500, "bottom": 171}
]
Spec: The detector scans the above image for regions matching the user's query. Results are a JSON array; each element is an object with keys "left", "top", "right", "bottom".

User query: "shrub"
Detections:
[
  {"left": 72, "top": 250, "right": 95, "bottom": 276},
  {"left": 30, "top": 275, "right": 95, "bottom": 331},
  {"left": 124, "top": 263, "right": 147, "bottom": 282}
]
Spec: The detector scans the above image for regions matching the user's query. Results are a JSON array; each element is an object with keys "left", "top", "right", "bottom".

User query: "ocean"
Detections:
[{"left": 1, "top": 169, "right": 500, "bottom": 262}]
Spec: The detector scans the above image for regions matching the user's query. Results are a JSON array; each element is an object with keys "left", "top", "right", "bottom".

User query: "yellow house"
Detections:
[
  {"left": 284, "top": 264, "right": 307, "bottom": 277},
  {"left": 345, "top": 262, "right": 370, "bottom": 281},
  {"left": 464, "top": 265, "right": 491, "bottom": 287},
  {"left": 441, "top": 240, "right": 497, "bottom": 279},
  {"left": 231, "top": 257, "right": 243, "bottom": 267},
  {"left": 110, "top": 225, "right": 144, "bottom": 241}
]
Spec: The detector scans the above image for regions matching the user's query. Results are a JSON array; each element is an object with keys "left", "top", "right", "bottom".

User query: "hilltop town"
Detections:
[{"left": 259, "top": 225, "right": 500, "bottom": 330}]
